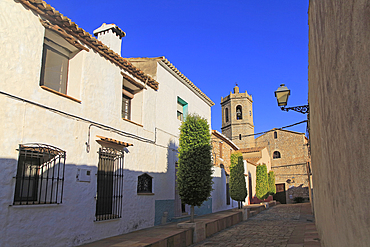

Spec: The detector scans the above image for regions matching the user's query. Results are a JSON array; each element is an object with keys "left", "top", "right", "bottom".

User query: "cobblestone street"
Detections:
[{"left": 191, "top": 203, "right": 321, "bottom": 247}]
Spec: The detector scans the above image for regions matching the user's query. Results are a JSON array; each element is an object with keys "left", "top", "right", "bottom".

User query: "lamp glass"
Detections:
[{"left": 274, "top": 84, "right": 290, "bottom": 106}]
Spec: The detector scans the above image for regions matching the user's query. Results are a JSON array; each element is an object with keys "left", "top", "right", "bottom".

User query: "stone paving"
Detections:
[{"left": 191, "top": 203, "right": 321, "bottom": 247}]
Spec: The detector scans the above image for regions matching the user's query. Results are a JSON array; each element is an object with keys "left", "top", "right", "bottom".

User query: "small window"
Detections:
[
  {"left": 177, "top": 97, "right": 188, "bottom": 121},
  {"left": 226, "top": 175, "right": 230, "bottom": 205},
  {"left": 122, "top": 88, "right": 133, "bottom": 120},
  {"left": 96, "top": 147, "right": 124, "bottom": 221},
  {"left": 274, "top": 131, "right": 277, "bottom": 139},
  {"left": 40, "top": 40, "right": 70, "bottom": 94},
  {"left": 249, "top": 110, "right": 252, "bottom": 116},
  {"left": 219, "top": 142, "right": 223, "bottom": 158},
  {"left": 225, "top": 108, "right": 229, "bottom": 122},
  {"left": 273, "top": 151, "right": 281, "bottom": 159},
  {"left": 137, "top": 173, "right": 153, "bottom": 193},
  {"left": 239, "top": 134, "right": 242, "bottom": 140},
  {"left": 236, "top": 105, "right": 242, "bottom": 120},
  {"left": 14, "top": 144, "right": 66, "bottom": 205}
]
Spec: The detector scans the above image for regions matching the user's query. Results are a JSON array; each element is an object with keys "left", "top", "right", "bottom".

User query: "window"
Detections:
[
  {"left": 236, "top": 105, "right": 243, "bottom": 120},
  {"left": 225, "top": 108, "right": 229, "bottom": 122},
  {"left": 38, "top": 28, "right": 84, "bottom": 102},
  {"left": 177, "top": 97, "right": 188, "bottom": 121},
  {"left": 226, "top": 174, "right": 230, "bottom": 205},
  {"left": 274, "top": 131, "right": 277, "bottom": 139},
  {"left": 96, "top": 147, "right": 124, "bottom": 221},
  {"left": 13, "top": 144, "right": 66, "bottom": 205},
  {"left": 122, "top": 87, "right": 134, "bottom": 120},
  {"left": 40, "top": 39, "right": 71, "bottom": 94},
  {"left": 219, "top": 142, "right": 223, "bottom": 158},
  {"left": 273, "top": 151, "right": 281, "bottom": 159},
  {"left": 137, "top": 173, "right": 153, "bottom": 194},
  {"left": 249, "top": 110, "right": 252, "bottom": 116},
  {"left": 239, "top": 134, "right": 242, "bottom": 140},
  {"left": 121, "top": 74, "right": 144, "bottom": 124}
]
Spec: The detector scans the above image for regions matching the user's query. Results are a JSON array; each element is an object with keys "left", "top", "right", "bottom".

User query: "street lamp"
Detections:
[{"left": 274, "top": 84, "right": 309, "bottom": 114}]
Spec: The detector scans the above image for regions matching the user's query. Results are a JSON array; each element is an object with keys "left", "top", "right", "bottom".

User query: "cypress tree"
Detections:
[
  {"left": 229, "top": 152, "right": 247, "bottom": 209},
  {"left": 256, "top": 164, "right": 269, "bottom": 200},
  {"left": 176, "top": 114, "right": 213, "bottom": 222},
  {"left": 268, "top": 171, "right": 276, "bottom": 195}
]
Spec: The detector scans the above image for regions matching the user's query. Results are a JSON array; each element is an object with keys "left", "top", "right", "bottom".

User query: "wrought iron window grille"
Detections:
[
  {"left": 137, "top": 173, "right": 152, "bottom": 194},
  {"left": 13, "top": 144, "right": 66, "bottom": 205},
  {"left": 95, "top": 147, "right": 124, "bottom": 221}
]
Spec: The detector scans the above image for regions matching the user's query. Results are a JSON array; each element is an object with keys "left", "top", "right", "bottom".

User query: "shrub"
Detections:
[
  {"left": 268, "top": 171, "right": 276, "bottom": 195},
  {"left": 229, "top": 152, "right": 247, "bottom": 208},
  {"left": 177, "top": 114, "right": 213, "bottom": 222},
  {"left": 256, "top": 164, "right": 269, "bottom": 200}
]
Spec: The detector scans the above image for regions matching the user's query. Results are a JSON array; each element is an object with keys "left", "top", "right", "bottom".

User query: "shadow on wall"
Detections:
[{"left": 0, "top": 152, "right": 175, "bottom": 246}]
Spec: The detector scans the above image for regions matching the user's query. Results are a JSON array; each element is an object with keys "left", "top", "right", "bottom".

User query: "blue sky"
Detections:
[{"left": 46, "top": 0, "right": 309, "bottom": 136}]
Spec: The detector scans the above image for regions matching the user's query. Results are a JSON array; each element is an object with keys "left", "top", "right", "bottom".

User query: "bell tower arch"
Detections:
[{"left": 221, "top": 85, "right": 254, "bottom": 148}]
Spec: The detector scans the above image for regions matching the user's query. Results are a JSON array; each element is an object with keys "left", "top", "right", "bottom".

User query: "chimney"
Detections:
[{"left": 93, "top": 23, "right": 126, "bottom": 55}]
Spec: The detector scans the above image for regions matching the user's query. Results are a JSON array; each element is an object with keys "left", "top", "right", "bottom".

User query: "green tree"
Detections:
[
  {"left": 256, "top": 164, "right": 269, "bottom": 201},
  {"left": 176, "top": 114, "right": 213, "bottom": 222},
  {"left": 268, "top": 171, "right": 276, "bottom": 195},
  {"left": 229, "top": 152, "right": 247, "bottom": 209}
]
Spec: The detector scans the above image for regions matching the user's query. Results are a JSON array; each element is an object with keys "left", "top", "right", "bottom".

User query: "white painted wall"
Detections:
[
  {"left": 0, "top": 1, "right": 212, "bottom": 246},
  {"left": 211, "top": 166, "right": 238, "bottom": 212}
]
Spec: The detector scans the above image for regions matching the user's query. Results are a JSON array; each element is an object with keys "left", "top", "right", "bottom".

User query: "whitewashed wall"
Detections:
[{"left": 0, "top": 0, "right": 212, "bottom": 246}]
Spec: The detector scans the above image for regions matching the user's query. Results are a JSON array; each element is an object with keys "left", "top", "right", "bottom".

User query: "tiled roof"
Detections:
[
  {"left": 239, "top": 146, "right": 266, "bottom": 153},
  {"left": 245, "top": 157, "right": 261, "bottom": 166},
  {"left": 255, "top": 128, "right": 306, "bottom": 140},
  {"left": 126, "top": 57, "right": 215, "bottom": 106},
  {"left": 160, "top": 57, "right": 214, "bottom": 106},
  {"left": 211, "top": 130, "right": 239, "bottom": 150},
  {"left": 18, "top": 0, "right": 158, "bottom": 90}
]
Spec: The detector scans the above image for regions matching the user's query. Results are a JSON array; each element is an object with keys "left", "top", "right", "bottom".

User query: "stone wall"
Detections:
[
  {"left": 309, "top": 0, "right": 370, "bottom": 246},
  {"left": 255, "top": 130, "right": 309, "bottom": 203}
]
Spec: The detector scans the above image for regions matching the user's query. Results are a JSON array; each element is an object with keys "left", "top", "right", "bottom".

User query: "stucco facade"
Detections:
[
  {"left": 308, "top": 0, "right": 370, "bottom": 246},
  {"left": 0, "top": 0, "right": 214, "bottom": 246},
  {"left": 255, "top": 129, "right": 309, "bottom": 204}
]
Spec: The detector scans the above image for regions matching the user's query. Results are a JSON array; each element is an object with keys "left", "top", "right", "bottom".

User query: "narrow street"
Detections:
[{"left": 192, "top": 203, "right": 321, "bottom": 247}]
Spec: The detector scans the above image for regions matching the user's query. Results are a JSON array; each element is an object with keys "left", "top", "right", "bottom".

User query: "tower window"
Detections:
[
  {"left": 274, "top": 131, "right": 277, "bottom": 139},
  {"left": 225, "top": 108, "right": 229, "bottom": 122},
  {"left": 239, "top": 134, "right": 242, "bottom": 140},
  {"left": 236, "top": 105, "right": 242, "bottom": 120},
  {"left": 273, "top": 151, "right": 281, "bottom": 159}
]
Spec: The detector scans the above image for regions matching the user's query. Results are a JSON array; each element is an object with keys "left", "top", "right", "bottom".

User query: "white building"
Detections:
[{"left": 0, "top": 0, "right": 217, "bottom": 246}]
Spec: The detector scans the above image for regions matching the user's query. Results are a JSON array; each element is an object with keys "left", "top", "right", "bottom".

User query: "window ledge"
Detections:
[
  {"left": 41, "top": 86, "right": 81, "bottom": 103},
  {"left": 137, "top": 192, "right": 154, "bottom": 196},
  {"left": 122, "top": 118, "right": 143, "bottom": 127}
]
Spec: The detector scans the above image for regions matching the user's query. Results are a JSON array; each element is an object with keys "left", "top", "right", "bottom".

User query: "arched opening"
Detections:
[
  {"left": 225, "top": 108, "right": 229, "bottom": 122},
  {"left": 236, "top": 105, "right": 242, "bottom": 120},
  {"left": 273, "top": 151, "right": 281, "bottom": 159},
  {"left": 274, "top": 131, "right": 277, "bottom": 139}
]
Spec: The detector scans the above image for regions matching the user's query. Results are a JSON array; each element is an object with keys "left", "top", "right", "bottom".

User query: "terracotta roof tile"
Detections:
[
  {"left": 126, "top": 57, "right": 214, "bottom": 106},
  {"left": 18, "top": 0, "right": 158, "bottom": 90},
  {"left": 239, "top": 146, "right": 266, "bottom": 153}
]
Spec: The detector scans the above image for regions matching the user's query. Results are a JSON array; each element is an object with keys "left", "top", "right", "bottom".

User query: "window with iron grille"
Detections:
[
  {"left": 13, "top": 144, "right": 66, "bottom": 205},
  {"left": 273, "top": 151, "right": 281, "bottom": 159},
  {"left": 137, "top": 173, "right": 152, "bottom": 194},
  {"left": 96, "top": 147, "right": 124, "bottom": 221}
]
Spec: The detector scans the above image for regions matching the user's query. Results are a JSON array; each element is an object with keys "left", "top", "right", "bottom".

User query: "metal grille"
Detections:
[
  {"left": 122, "top": 94, "right": 131, "bottom": 120},
  {"left": 96, "top": 147, "right": 124, "bottom": 221},
  {"left": 137, "top": 173, "right": 152, "bottom": 193},
  {"left": 14, "top": 144, "right": 66, "bottom": 205}
]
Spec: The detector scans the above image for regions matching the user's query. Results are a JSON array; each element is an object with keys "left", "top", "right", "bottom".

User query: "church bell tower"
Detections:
[{"left": 221, "top": 85, "right": 254, "bottom": 148}]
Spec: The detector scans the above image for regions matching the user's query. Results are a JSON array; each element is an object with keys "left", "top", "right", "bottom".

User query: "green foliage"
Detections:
[
  {"left": 256, "top": 164, "right": 269, "bottom": 200},
  {"left": 268, "top": 171, "right": 276, "bottom": 195},
  {"left": 229, "top": 152, "right": 247, "bottom": 203},
  {"left": 176, "top": 114, "right": 213, "bottom": 207}
]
